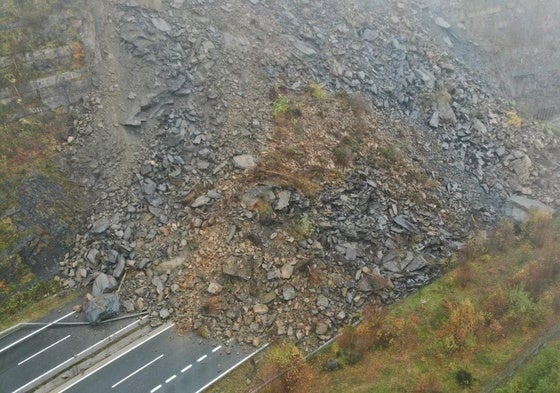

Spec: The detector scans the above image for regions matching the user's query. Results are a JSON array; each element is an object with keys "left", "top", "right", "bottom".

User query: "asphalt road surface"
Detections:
[
  {"left": 1, "top": 307, "right": 261, "bottom": 393},
  {"left": 59, "top": 323, "right": 258, "bottom": 393},
  {"left": 0, "top": 308, "right": 140, "bottom": 393}
]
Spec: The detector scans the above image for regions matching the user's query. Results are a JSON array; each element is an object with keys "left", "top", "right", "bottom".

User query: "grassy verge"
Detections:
[
  {"left": 208, "top": 212, "right": 560, "bottom": 392},
  {"left": 0, "top": 286, "right": 83, "bottom": 331},
  {"left": 495, "top": 336, "right": 560, "bottom": 392}
]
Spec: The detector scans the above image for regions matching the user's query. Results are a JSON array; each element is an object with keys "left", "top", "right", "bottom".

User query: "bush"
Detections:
[
  {"left": 439, "top": 299, "right": 483, "bottom": 352},
  {"left": 258, "top": 342, "right": 313, "bottom": 393},
  {"left": 307, "top": 82, "right": 327, "bottom": 100},
  {"left": 455, "top": 369, "right": 473, "bottom": 387},
  {"left": 505, "top": 287, "right": 544, "bottom": 330},
  {"left": 272, "top": 97, "right": 290, "bottom": 119}
]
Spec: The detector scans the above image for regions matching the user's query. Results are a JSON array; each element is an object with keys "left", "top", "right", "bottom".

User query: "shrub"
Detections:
[
  {"left": 488, "top": 221, "right": 518, "bottom": 253},
  {"left": 453, "top": 262, "right": 474, "bottom": 288},
  {"left": 307, "top": 81, "right": 327, "bottom": 100},
  {"left": 506, "top": 111, "right": 523, "bottom": 128},
  {"left": 505, "top": 287, "right": 544, "bottom": 330},
  {"left": 258, "top": 342, "right": 313, "bottom": 393},
  {"left": 272, "top": 97, "right": 290, "bottom": 119},
  {"left": 439, "top": 299, "right": 483, "bottom": 351},
  {"left": 455, "top": 369, "right": 473, "bottom": 387}
]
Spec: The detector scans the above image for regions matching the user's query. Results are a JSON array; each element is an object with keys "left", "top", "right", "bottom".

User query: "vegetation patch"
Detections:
[{"left": 209, "top": 212, "right": 560, "bottom": 392}]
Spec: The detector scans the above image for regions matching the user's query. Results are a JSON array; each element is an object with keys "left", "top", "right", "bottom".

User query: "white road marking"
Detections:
[
  {"left": 11, "top": 317, "right": 147, "bottom": 393},
  {"left": 11, "top": 357, "right": 74, "bottom": 393},
  {"left": 212, "top": 345, "right": 222, "bottom": 353},
  {"left": 17, "top": 334, "right": 71, "bottom": 366},
  {"left": 181, "top": 364, "right": 192, "bottom": 373},
  {"left": 197, "top": 354, "right": 207, "bottom": 362},
  {"left": 58, "top": 323, "right": 175, "bottom": 393},
  {"left": 75, "top": 316, "right": 148, "bottom": 358},
  {"left": 0, "top": 311, "right": 75, "bottom": 354},
  {"left": 165, "top": 374, "right": 176, "bottom": 383},
  {"left": 193, "top": 344, "right": 270, "bottom": 393},
  {"left": 150, "top": 384, "right": 162, "bottom": 393},
  {"left": 111, "top": 354, "right": 164, "bottom": 388}
]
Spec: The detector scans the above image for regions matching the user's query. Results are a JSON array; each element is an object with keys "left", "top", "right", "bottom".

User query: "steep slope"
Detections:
[{"left": 4, "top": 0, "right": 559, "bottom": 349}]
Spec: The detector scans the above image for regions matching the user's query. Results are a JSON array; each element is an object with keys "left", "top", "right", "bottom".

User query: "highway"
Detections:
[
  {"left": 0, "top": 309, "right": 142, "bottom": 393},
  {"left": 0, "top": 307, "right": 263, "bottom": 393},
  {"left": 59, "top": 324, "right": 259, "bottom": 393}
]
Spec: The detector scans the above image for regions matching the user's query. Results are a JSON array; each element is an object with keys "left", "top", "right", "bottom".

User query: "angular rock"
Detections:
[
  {"left": 280, "top": 264, "right": 294, "bottom": 279},
  {"left": 85, "top": 294, "right": 120, "bottom": 325},
  {"left": 233, "top": 154, "right": 256, "bottom": 169},
  {"left": 504, "top": 195, "right": 555, "bottom": 222},
  {"left": 191, "top": 195, "right": 211, "bottom": 208},
  {"left": 92, "top": 216, "right": 111, "bottom": 234},
  {"left": 92, "top": 273, "right": 118, "bottom": 297},
  {"left": 253, "top": 304, "right": 269, "bottom": 314},
  {"left": 207, "top": 281, "right": 223, "bottom": 295},
  {"left": 275, "top": 190, "right": 291, "bottom": 210},
  {"left": 282, "top": 285, "right": 296, "bottom": 301},
  {"left": 315, "top": 321, "right": 329, "bottom": 335}
]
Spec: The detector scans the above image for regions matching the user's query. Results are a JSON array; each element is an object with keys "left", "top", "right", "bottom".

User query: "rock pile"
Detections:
[{"left": 53, "top": 0, "right": 560, "bottom": 350}]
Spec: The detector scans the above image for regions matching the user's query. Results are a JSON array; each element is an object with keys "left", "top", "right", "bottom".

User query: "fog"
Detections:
[{"left": 422, "top": 0, "right": 560, "bottom": 123}]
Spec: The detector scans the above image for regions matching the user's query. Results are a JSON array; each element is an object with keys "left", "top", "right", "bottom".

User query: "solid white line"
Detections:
[
  {"left": 18, "top": 334, "right": 71, "bottom": 366},
  {"left": 193, "top": 344, "right": 270, "bottom": 393},
  {"left": 11, "top": 357, "right": 74, "bottom": 393},
  {"left": 197, "top": 354, "right": 207, "bottom": 362},
  {"left": 181, "top": 364, "right": 192, "bottom": 373},
  {"left": 165, "top": 374, "right": 176, "bottom": 383},
  {"left": 212, "top": 345, "right": 222, "bottom": 353},
  {"left": 58, "top": 323, "right": 175, "bottom": 393},
  {"left": 11, "top": 316, "right": 147, "bottom": 393},
  {"left": 111, "top": 354, "right": 164, "bottom": 388},
  {"left": 150, "top": 384, "right": 162, "bottom": 393},
  {"left": 0, "top": 311, "right": 75, "bottom": 354},
  {"left": 75, "top": 316, "right": 148, "bottom": 358}
]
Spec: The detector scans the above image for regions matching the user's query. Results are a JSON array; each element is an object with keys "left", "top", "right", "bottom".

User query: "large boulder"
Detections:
[
  {"left": 504, "top": 195, "right": 555, "bottom": 222},
  {"left": 85, "top": 294, "right": 120, "bottom": 325}
]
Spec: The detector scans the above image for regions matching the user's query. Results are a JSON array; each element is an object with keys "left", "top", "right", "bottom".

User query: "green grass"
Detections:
[
  {"left": 0, "top": 287, "right": 82, "bottom": 331},
  {"left": 272, "top": 97, "right": 290, "bottom": 119},
  {"left": 495, "top": 338, "right": 560, "bottom": 393}
]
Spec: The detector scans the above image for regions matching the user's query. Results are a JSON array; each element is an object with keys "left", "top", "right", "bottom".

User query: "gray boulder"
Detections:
[
  {"left": 85, "top": 294, "right": 120, "bottom": 325},
  {"left": 92, "top": 273, "right": 118, "bottom": 297}
]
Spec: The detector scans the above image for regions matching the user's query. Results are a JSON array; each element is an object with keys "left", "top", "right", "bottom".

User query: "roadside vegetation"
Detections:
[
  {"left": 0, "top": 0, "right": 85, "bottom": 317},
  {"left": 208, "top": 211, "right": 560, "bottom": 392}
]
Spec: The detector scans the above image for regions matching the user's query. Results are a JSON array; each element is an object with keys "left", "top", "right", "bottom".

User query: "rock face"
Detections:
[
  {"left": 42, "top": 0, "right": 560, "bottom": 351},
  {"left": 504, "top": 195, "right": 555, "bottom": 222}
]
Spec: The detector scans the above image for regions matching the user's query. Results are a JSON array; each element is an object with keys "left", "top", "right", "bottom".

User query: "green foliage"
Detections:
[
  {"left": 307, "top": 81, "right": 327, "bottom": 100},
  {"left": 506, "top": 287, "right": 544, "bottom": 329},
  {"left": 289, "top": 214, "right": 314, "bottom": 240},
  {"left": 0, "top": 278, "right": 60, "bottom": 319},
  {"left": 496, "top": 342, "right": 560, "bottom": 393},
  {"left": 272, "top": 97, "right": 290, "bottom": 119}
]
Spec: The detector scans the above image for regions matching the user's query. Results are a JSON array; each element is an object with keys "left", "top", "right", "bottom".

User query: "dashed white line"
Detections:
[
  {"left": 17, "top": 334, "right": 71, "bottom": 365},
  {"left": 165, "top": 374, "right": 176, "bottom": 383},
  {"left": 11, "top": 357, "right": 74, "bottom": 393},
  {"left": 150, "top": 384, "right": 162, "bottom": 393},
  {"left": 0, "top": 311, "right": 75, "bottom": 354},
  {"left": 193, "top": 344, "right": 270, "bottom": 393},
  {"left": 197, "top": 354, "right": 207, "bottom": 362},
  {"left": 212, "top": 345, "right": 222, "bottom": 353},
  {"left": 58, "top": 323, "right": 175, "bottom": 393},
  {"left": 111, "top": 354, "right": 164, "bottom": 388},
  {"left": 181, "top": 364, "right": 192, "bottom": 373}
]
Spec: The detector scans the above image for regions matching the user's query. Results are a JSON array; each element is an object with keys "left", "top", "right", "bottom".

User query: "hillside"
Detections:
[{"left": 1, "top": 0, "right": 559, "bottom": 367}]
